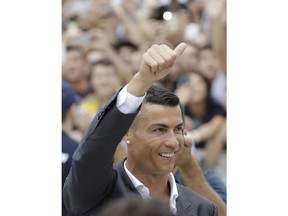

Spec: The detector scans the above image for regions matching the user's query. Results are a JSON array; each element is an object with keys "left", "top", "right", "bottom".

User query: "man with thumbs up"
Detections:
[{"left": 63, "top": 43, "right": 218, "bottom": 216}]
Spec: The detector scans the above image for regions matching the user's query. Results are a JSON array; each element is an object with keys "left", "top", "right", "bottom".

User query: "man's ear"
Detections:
[{"left": 123, "top": 128, "right": 132, "bottom": 144}]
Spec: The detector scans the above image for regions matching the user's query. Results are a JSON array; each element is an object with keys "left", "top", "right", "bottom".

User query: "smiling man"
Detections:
[{"left": 63, "top": 42, "right": 217, "bottom": 216}]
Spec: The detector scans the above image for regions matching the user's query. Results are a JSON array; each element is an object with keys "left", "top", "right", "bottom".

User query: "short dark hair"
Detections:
[
  {"left": 66, "top": 45, "right": 83, "bottom": 53},
  {"left": 89, "top": 58, "right": 116, "bottom": 80},
  {"left": 113, "top": 39, "right": 139, "bottom": 52},
  {"left": 131, "top": 85, "right": 183, "bottom": 130},
  {"left": 197, "top": 44, "right": 214, "bottom": 59},
  {"left": 143, "top": 84, "right": 180, "bottom": 106},
  {"left": 91, "top": 58, "right": 114, "bottom": 67}
]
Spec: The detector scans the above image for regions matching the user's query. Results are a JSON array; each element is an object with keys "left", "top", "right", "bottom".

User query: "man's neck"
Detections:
[
  {"left": 126, "top": 162, "right": 171, "bottom": 200},
  {"left": 72, "top": 79, "right": 89, "bottom": 94}
]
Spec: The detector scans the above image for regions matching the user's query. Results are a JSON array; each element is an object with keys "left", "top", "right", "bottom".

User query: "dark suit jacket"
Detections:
[{"left": 63, "top": 92, "right": 218, "bottom": 216}]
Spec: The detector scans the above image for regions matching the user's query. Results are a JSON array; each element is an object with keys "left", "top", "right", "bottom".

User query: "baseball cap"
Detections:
[{"left": 62, "top": 80, "right": 81, "bottom": 113}]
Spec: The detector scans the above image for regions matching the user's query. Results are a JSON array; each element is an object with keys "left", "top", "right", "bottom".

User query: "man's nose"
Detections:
[{"left": 164, "top": 131, "right": 179, "bottom": 148}]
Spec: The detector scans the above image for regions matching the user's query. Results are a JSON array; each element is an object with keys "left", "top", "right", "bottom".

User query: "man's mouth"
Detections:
[{"left": 158, "top": 152, "right": 176, "bottom": 158}]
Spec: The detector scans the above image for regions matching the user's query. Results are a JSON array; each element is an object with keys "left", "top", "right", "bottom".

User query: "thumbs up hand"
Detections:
[{"left": 127, "top": 43, "right": 186, "bottom": 96}]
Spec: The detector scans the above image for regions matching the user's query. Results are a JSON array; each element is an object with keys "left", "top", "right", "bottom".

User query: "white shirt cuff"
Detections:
[{"left": 116, "top": 85, "right": 146, "bottom": 114}]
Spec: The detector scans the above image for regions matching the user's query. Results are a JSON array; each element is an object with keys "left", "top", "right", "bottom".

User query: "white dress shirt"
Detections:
[
  {"left": 124, "top": 161, "right": 179, "bottom": 214},
  {"left": 116, "top": 85, "right": 146, "bottom": 114}
]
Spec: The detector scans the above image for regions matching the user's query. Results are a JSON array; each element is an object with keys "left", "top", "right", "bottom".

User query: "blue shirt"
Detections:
[{"left": 174, "top": 170, "right": 227, "bottom": 204}]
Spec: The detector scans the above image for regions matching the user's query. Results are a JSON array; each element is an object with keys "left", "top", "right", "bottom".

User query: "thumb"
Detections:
[{"left": 174, "top": 42, "right": 187, "bottom": 57}]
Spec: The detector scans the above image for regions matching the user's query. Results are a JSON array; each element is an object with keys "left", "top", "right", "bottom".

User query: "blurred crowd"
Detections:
[{"left": 62, "top": 0, "right": 226, "bottom": 184}]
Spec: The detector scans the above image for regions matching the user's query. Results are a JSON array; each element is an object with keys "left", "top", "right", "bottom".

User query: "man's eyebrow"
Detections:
[
  {"left": 150, "top": 123, "right": 184, "bottom": 128},
  {"left": 150, "top": 124, "right": 169, "bottom": 128}
]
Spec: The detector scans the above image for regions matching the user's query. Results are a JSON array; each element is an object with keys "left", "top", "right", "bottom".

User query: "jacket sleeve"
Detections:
[{"left": 63, "top": 92, "right": 139, "bottom": 214}]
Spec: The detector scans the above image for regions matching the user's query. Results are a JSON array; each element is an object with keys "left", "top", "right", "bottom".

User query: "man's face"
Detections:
[
  {"left": 182, "top": 44, "right": 198, "bottom": 70},
  {"left": 187, "top": 73, "right": 208, "bottom": 103},
  {"left": 90, "top": 64, "right": 120, "bottom": 98},
  {"left": 198, "top": 49, "right": 218, "bottom": 81},
  {"left": 126, "top": 104, "right": 184, "bottom": 175},
  {"left": 62, "top": 49, "right": 85, "bottom": 82},
  {"left": 118, "top": 46, "right": 140, "bottom": 74}
]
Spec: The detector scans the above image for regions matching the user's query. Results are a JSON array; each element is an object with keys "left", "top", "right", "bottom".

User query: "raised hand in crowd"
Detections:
[{"left": 176, "top": 131, "right": 226, "bottom": 216}]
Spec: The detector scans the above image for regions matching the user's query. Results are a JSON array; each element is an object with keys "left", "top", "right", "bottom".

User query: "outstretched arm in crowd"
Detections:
[
  {"left": 89, "top": 28, "right": 133, "bottom": 85},
  {"left": 112, "top": 5, "right": 155, "bottom": 46},
  {"left": 176, "top": 132, "right": 226, "bottom": 216},
  {"left": 205, "top": 0, "right": 226, "bottom": 73}
]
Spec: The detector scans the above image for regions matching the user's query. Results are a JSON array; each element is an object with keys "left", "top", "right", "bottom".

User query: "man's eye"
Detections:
[
  {"left": 175, "top": 127, "right": 184, "bottom": 134},
  {"left": 154, "top": 128, "right": 166, "bottom": 132}
]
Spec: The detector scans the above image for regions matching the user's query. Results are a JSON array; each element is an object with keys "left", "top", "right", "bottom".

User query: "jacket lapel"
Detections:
[
  {"left": 114, "top": 159, "right": 143, "bottom": 199},
  {"left": 176, "top": 184, "right": 197, "bottom": 216}
]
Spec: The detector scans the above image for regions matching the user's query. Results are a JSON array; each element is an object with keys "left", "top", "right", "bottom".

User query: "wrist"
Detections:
[
  {"left": 127, "top": 73, "right": 152, "bottom": 97},
  {"left": 177, "top": 156, "right": 194, "bottom": 170}
]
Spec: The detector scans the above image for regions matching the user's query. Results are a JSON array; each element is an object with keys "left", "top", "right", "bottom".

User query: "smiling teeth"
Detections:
[{"left": 159, "top": 153, "right": 175, "bottom": 158}]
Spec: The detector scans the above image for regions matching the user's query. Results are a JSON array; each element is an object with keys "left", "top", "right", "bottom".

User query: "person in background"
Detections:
[
  {"left": 113, "top": 39, "right": 141, "bottom": 75},
  {"left": 160, "top": 63, "right": 183, "bottom": 92},
  {"left": 62, "top": 80, "right": 80, "bottom": 216},
  {"left": 62, "top": 46, "right": 92, "bottom": 98},
  {"left": 87, "top": 29, "right": 134, "bottom": 84},
  {"left": 73, "top": 59, "right": 122, "bottom": 140},
  {"left": 79, "top": 59, "right": 121, "bottom": 116},
  {"left": 112, "top": 0, "right": 156, "bottom": 46},
  {"left": 176, "top": 71, "right": 226, "bottom": 168},
  {"left": 197, "top": 45, "right": 226, "bottom": 110}
]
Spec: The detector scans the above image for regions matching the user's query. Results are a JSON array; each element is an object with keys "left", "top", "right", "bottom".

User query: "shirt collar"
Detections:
[
  {"left": 168, "top": 172, "right": 179, "bottom": 214},
  {"left": 124, "top": 161, "right": 178, "bottom": 214}
]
